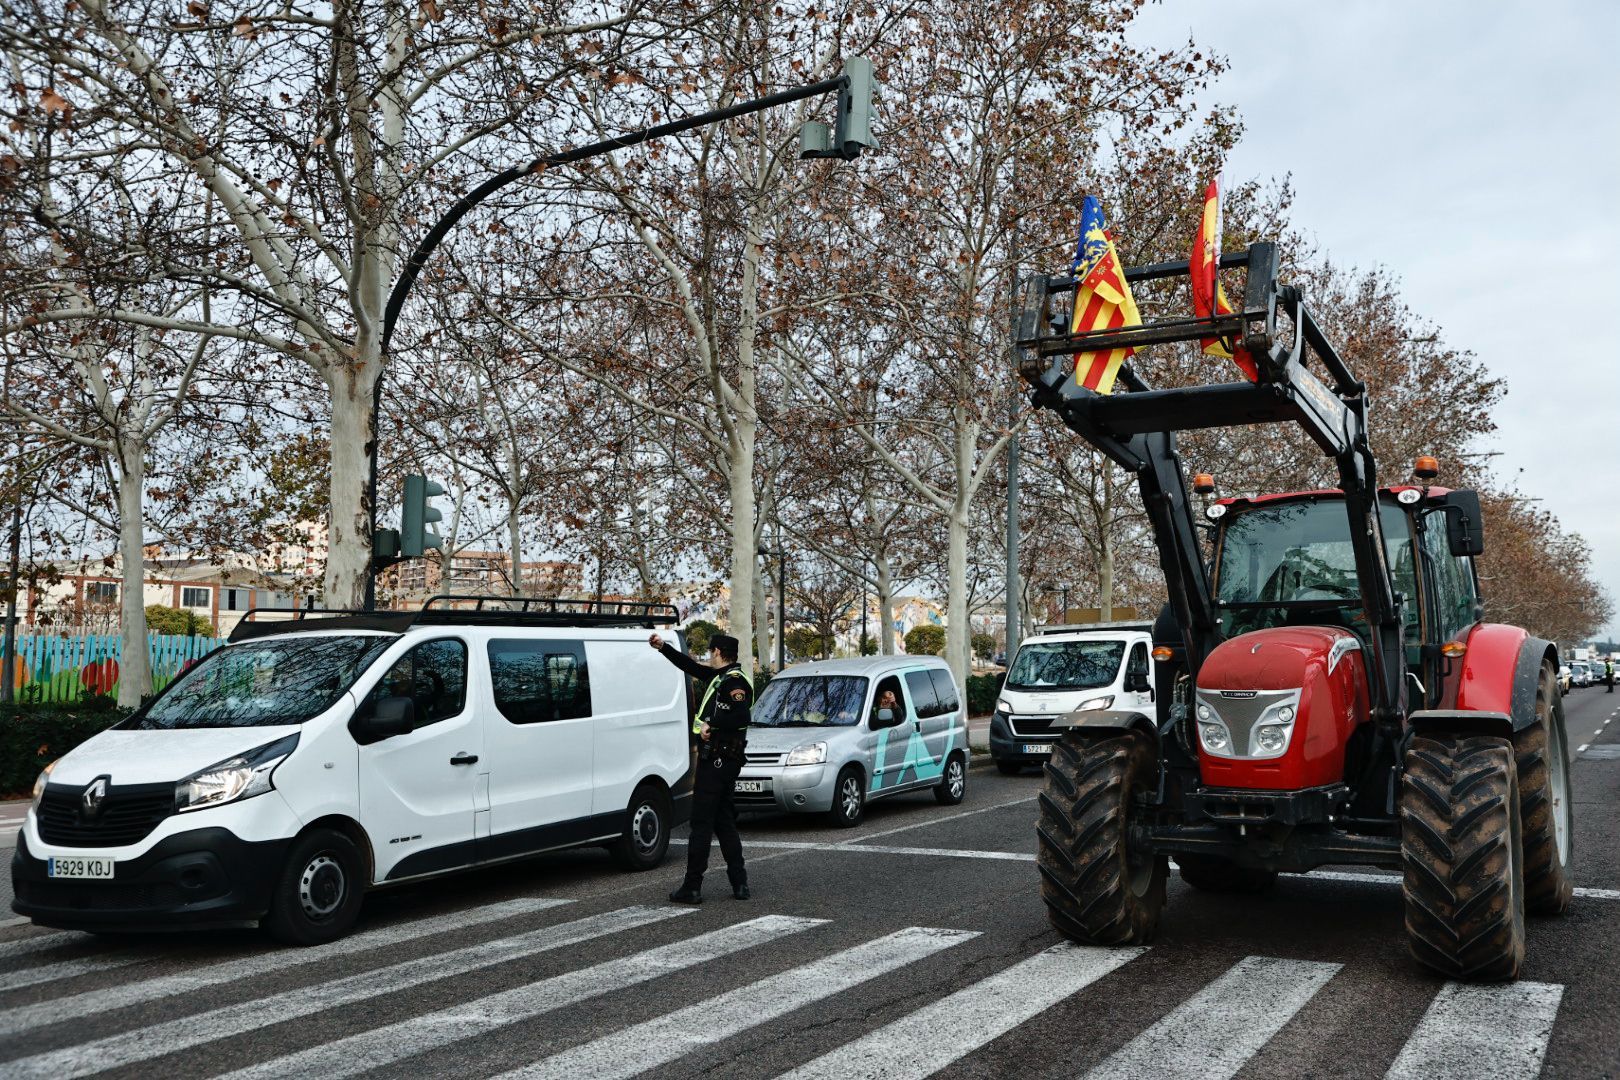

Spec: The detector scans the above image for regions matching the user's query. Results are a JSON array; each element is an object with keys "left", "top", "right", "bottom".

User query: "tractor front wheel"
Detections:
[
  {"left": 1514, "top": 660, "right": 1575, "bottom": 915},
  {"left": 1037, "top": 730, "right": 1166, "bottom": 945},
  {"left": 1400, "top": 733, "right": 1525, "bottom": 981}
]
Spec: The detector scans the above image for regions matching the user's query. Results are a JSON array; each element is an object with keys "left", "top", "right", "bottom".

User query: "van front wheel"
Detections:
[
  {"left": 610, "top": 784, "right": 671, "bottom": 871},
  {"left": 264, "top": 828, "right": 365, "bottom": 946}
]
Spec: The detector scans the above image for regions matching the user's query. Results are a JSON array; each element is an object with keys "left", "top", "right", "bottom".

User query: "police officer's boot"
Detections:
[
  {"left": 668, "top": 883, "right": 702, "bottom": 905},
  {"left": 729, "top": 870, "right": 750, "bottom": 901}
]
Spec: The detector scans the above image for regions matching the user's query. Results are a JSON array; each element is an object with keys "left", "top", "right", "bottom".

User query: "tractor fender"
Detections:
[
  {"left": 1415, "top": 625, "right": 1558, "bottom": 737},
  {"left": 1051, "top": 708, "right": 1157, "bottom": 742}
]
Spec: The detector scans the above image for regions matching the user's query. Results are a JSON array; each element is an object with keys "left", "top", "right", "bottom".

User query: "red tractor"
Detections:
[{"left": 1014, "top": 241, "right": 1573, "bottom": 980}]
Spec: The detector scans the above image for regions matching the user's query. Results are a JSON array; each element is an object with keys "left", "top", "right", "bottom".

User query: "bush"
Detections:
[
  {"left": 145, "top": 604, "right": 212, "bottom": 637},
  {"left": 966, "top": 672, "right": 1004, "bottom": 715},
  {"left": 904, "top": 624, "right": 946, "bottom": 656},
  {"left": 971, "top": 633, "right": 997, "bottom": 661},
  {"left": 683, "top": 619, "right": 719, "bottom": 655},
  {"left": 0, "top": 704, "right": 129, "bottom": 796}
]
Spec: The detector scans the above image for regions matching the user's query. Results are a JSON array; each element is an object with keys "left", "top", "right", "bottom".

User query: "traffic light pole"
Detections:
[{"left": 365, "top": 61, "right": 875, "bottom": 610}]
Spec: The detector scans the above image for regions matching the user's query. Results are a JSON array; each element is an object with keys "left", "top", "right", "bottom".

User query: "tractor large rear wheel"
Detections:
[
  {"left": 1037, "top": 730, "right": 1166, "bottom": 945},
  {"left": 1399, "top": 733, "right": 1525, "bottom": 981},
  {"left": 1515, "top": 660, "right": 1575, "bottom": 915}
]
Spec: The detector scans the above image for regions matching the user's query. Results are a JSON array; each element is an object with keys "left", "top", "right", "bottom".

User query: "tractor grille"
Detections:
[
  {"left": 1007, "top": 715, "right": 1060, "bottom": 739},
  {"left": 37, "top": 784, "right": 175, "bottom": 848}
]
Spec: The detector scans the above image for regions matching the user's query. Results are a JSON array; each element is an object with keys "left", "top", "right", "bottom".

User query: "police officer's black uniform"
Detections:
[{"left": 657, "top": 634, "right": 752, "bottom": 903}]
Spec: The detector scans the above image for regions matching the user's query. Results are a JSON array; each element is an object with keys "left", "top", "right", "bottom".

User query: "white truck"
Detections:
[{"left": 989, "top": 622, "right": 1156, "bottom": 775}]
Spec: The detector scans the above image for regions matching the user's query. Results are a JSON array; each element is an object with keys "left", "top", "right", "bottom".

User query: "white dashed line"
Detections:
[{"left": 1578, "top": 744, "right": 1590, "bottom": 753}]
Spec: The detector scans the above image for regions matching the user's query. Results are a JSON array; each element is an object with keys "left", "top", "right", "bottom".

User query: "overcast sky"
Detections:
[{"left": 1126, "top": 0, "right": 1620, "bottom": 639}]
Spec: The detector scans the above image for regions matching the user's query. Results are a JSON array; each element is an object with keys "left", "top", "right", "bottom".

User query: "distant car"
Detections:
[
  {"left": 1570, "top": 661, "right": 1592, "bottom": 688},
  {"left": 1558, "top": 665, "right": 1572, "bottom": 695}
]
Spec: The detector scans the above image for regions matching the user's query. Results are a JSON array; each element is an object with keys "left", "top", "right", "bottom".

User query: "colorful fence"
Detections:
[{"left": 1, "top": 633, "right": 224, "bottom": 704}]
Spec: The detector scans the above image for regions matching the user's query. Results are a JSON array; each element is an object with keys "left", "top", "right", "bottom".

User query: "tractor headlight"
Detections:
[
  {"left": 1075, "top": 695, "right": 1114, "bottom": 712},
  {"left": 784, "top": 742, "right": 827, "bottom": 767},
  {"left": 1196, "top": 703, "right": 1213, "bottom": 722},
  {"left": 1253, "top": 725, "right": 1289, "bottom": 755},
  {"left": 1198, "top": 721, "right": 1232, "bottom": 755}
]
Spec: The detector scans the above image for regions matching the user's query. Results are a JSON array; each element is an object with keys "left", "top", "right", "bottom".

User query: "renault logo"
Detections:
[{"left": 81, "top": 777, "right": 109, "bottom": 819}]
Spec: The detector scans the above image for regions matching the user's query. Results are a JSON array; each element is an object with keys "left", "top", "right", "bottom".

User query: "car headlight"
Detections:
[
  {"left": 784, "top": 742, "right": 827, "bottom": 767},
  {"left": 1075, "top": 695, "right": 1114, "bottom": 712},
  {"left": 1198, "top": 722, "right": 1231, "bottom": 755},
  {"left": 175, "top": 733, "right": 299, "bottom": 813},
  {"left": 995, "top": 697, "right": 1012, "bottom": 715},
  {"left": 31, "top": 760, "right": 56, "bottom": 811}
]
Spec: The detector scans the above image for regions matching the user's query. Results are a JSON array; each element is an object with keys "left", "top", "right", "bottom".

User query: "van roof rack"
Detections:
[
  {"left": 1032, "top": 621, "right": 1153, "bottom": 636},
  {"left": 228, "top": 594, "right": 681, "bottom": 642}
]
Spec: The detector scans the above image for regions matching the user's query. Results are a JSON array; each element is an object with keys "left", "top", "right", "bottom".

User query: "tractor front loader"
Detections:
[{"left": 1014, "top": 242, "right": 1573, "bottom": 981}]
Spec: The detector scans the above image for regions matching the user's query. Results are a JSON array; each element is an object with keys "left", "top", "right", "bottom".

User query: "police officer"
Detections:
[
  {"left": 649, "top": 631, "right": 752, "bottom": 903},
  {"left": 1606, "top": 657, "right": 1614, "bottom": 694}
]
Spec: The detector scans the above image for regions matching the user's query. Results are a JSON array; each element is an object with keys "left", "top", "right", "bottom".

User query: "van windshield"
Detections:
[
  {"left": 752, "top": 676, "right": 869, "bottom": 727},
  {"left": 130, "top": 635, "right": 393, "bottom": 729},
  {"left": 1006, "top": 640, "right": 1125, "bottom": 692}
]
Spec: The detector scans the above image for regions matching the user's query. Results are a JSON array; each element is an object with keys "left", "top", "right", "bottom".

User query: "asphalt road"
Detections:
[{"left": 2, "top": 687, "right": 1618, "bottom": 1079}]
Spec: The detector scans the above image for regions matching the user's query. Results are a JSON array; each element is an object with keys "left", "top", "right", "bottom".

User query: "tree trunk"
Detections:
[
  {"left": 946, "top": 503, "right": 970, "bottom": 689},
  {"left": 726, "top": 428, "right": 757, "bottom": 674},
  {"left": 507, "top": 504, "right": 524, "bottom": 596},
  {"left": 324, "top": 364, "right": 378, "bottom": 607},
  {"left": 114, "top": 440, "right": 151, "bottom": 708},
  {"left": 874, "top": 550, "right": 896, "bottom": 655},
  {"left": 753, "top": 558, "right": 771, "bottom": 672}
]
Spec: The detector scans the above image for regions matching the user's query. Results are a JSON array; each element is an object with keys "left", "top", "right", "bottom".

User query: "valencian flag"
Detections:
[
  {"left": 1190, "top": 177, "right": 1259, "bottom": 381},
  {"left": 1068, "top": 195, "right": 1142, "bottom": 395}
]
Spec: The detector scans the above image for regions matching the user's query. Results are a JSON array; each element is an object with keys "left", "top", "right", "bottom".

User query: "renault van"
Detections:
[
  {"left": 11, "top": 599, "right": 692, "bottom": 945},
  {"left": 733, "top": 655, "right": 969, "bottom": 827},
  {"left": 990, "top": 623, "right": 1157, "bottom": 774}
]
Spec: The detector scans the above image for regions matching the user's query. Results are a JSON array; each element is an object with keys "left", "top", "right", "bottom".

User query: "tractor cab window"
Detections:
[
  {"left": 1420, "top": 510, "right": 1480, "bottom": 642},
  {"left": 1214, "top": 499, "right": 1415, "bottom": 640}
]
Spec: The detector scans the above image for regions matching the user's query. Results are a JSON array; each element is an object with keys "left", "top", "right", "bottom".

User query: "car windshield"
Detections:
[
  {"left": 130, "top": 635, "right": 393, "bottom": 729},
  {"left": 1214, "top": 499, "right": 1415, "bottom": 638},
  {"left": 751, "top": 675, "right": 869, "bottom": 727},
  {"left": 1005, "top": 640, "right": 1124, "bottom": 692}
]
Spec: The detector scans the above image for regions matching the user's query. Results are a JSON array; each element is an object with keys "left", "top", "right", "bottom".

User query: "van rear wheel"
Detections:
[
  {"left": 610, "top": 784, "right": 671, "bottom": 871},
  {"left": 264, "top": 827, "right": 365, "bottom": 947}
]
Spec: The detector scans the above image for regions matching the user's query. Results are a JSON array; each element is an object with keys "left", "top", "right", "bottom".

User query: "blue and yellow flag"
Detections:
[{"left": 1069, "top": 196, "right": 1143, "bottom": 395}]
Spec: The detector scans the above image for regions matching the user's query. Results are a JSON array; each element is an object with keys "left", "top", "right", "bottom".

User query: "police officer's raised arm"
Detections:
[{"left": 649, "top": 633, "right": 715, "bottom": 684}]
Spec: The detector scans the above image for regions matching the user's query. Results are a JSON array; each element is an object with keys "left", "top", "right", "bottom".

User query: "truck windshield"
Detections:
[
  {"left": 130, "top": 635, "right": 393, "bottom": 729},
  {"left": 1214, "top": 499, "right": 1416, "bottom": 637},
  {"left": 751, "top": 675, "right": 869, "bottom": 727},
  {"left": 1005, "top": 640, "right": 1125, "bottom": 692}
]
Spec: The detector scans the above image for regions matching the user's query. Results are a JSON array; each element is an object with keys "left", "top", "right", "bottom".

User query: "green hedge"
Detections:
[
  {"left": 966, "top": 672, "right": 1004, "bottom": 715},
  {"left": 0, "top": 703, "right": 127, "bottom": 796}
]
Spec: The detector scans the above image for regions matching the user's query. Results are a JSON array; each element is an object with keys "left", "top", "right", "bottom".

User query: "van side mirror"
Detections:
[
  {"left": 351, "top": 695, "right": 416, "bottom": 745},
  {"left": 1126, "top": 670, "right": 1151, "bottom": 694},
  {"left": 872, "top": 707, "right": 899, "bottom": 728},
  {"left": 1440, "top": 490, "right": 1485, "bottom": 558}
]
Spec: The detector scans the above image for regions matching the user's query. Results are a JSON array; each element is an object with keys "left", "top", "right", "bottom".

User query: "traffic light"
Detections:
[
  {"left": 400, "top": 474, "right": 445, "bottom": 557},
  {"left": 800, "top": 56, "right": 879, "bottom": 161}
]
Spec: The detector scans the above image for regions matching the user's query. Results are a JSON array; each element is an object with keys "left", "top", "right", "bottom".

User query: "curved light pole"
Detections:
[{"left": 364, "top": 61, "right": 876, "bottom": 609}]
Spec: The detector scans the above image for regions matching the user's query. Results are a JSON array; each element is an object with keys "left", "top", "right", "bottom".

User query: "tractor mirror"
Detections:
[{"left": 1440, "top": 490, "right": 1484, "bottom": 558}]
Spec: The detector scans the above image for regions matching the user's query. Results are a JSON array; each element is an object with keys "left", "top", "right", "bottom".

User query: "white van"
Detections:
[
  {"left": 11, "top": 600, "right": 692, "bottom": 945},
  {"left": 990, "top": 623, "right": 1157, "bottom": 774}
]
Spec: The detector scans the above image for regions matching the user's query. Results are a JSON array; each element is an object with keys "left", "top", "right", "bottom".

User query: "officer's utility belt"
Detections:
[{"left": 701, "top": 735, "right": 747, "bottom": 760}]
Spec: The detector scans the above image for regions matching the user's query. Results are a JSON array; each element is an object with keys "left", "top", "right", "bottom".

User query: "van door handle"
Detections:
[{"left": 450, "top": 753, "right": 479, "bottom": 766}]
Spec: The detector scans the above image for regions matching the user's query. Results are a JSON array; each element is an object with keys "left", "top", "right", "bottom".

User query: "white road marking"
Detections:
[
  {"left": 671, "top": 837, "right": 1036, "bottom": 862},
  {"left": 1086, "top": 955, "right": 1340, "bottom": 1079},
  {"left": 0, "top": 929, "right": 76, "bottom": 962},
  {"left": 1577, "top": 744, "right": 1590, "bottom": 753},
  {"left": 1282, "top": 867, "right": 1620, "bottom": 902},
  {"left": 1, "top": 950, "right": 154, "bottom": 994},
  {"left": 0, "top": 904, "right": 692, "bottom": 1079},
  {"left": 1385, "top": 980, "right": 1563, "bottom": 1079},
  {"left": 500, "top": 926, "right": 981, "bottom": 1080},
  {"left": 778, "top": 943, "right": 1145, "bottom": 1080},
  {"left": 0, "top": 916, "right": 33, "bottom": 930},
  {"left": 216, "top": 914, "right": 826, "bottom": 1080},
  {"left": 0, "top": 896, "right": 570, "bottom": 1037},
  {"left": 843, "top": 796, "right": 1036, "bottom": 844}
]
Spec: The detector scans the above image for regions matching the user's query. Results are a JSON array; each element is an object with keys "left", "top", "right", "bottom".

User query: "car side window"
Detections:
[
  {"left": 871, "top": 676, "right": 905, "bottom": 723},
  {"left": 927, "top": 669, "right": 960, "bottom": 713},
  {"left": 904, "top": 670, "right": 940, "bottom": 719},
  {"left": 488, "top": 639, "right": 591, "bottom": 724},
  {"left": 370, "top": 639, "right": 468, "bottom": 729}
]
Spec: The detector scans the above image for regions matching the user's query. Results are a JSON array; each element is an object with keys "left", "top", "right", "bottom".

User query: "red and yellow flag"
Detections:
[
  {"left": 1190, "top": 178, "right": 1258, "bottom": 382},
  {"left": 1069, "top": 195, "right": 1142, "bottom": 395}
]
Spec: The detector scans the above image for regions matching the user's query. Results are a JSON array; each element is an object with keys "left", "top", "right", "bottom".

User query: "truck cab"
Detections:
[{"left": 991, "top": 624, "right": 1156, "bottom": 775}]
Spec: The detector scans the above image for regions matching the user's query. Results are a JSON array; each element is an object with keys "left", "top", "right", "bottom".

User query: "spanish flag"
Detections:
[
  {"left": 1069, "top": 196, "right": 1142, "bottom": 395},
  {"left": 1190, "top": 178, "right": 1258, "bottom": 382}
]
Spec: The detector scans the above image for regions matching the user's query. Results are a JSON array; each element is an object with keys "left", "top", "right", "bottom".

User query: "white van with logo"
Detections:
[
  {"left": 11, "top": 600, "right": 692, "bottom": 945},
  {"left": 990, "top": 623, "right": 1157, "bottom": 774}
]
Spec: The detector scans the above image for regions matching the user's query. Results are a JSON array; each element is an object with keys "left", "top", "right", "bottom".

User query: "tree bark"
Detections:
[
  {"left": 726, "top": 427, "right": 757, "bottom": 674},
  {"left": 324, "top": 363, "right": 378, "bottom": 607},
  {"left": 114, "top": 440, "right": 151, "bottom": 707},
  {"left": 874, "top": 549, "right": 896, "bottom": 655}
]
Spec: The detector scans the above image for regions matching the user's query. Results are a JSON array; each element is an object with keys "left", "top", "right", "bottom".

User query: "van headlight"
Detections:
[
  {"left": 31, "top": 760, "right": 56, "bottom": 811},
  {"left": 1075, "top": 695, "right": 1114, "bottom": 712},
  {"left": 175, "top": 733, "right": 299, "bottom": 813},
  {"left": 995, "top": 697, "right": 1012, "bottom": 717},
  {"left": 784, "top": 742, "right": 827, "bottom": 767}
]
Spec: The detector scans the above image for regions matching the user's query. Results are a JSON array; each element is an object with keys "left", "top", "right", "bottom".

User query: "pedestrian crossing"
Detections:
[{"left": 0, "top": 894, "right": 1572, "bottom": 1080}]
